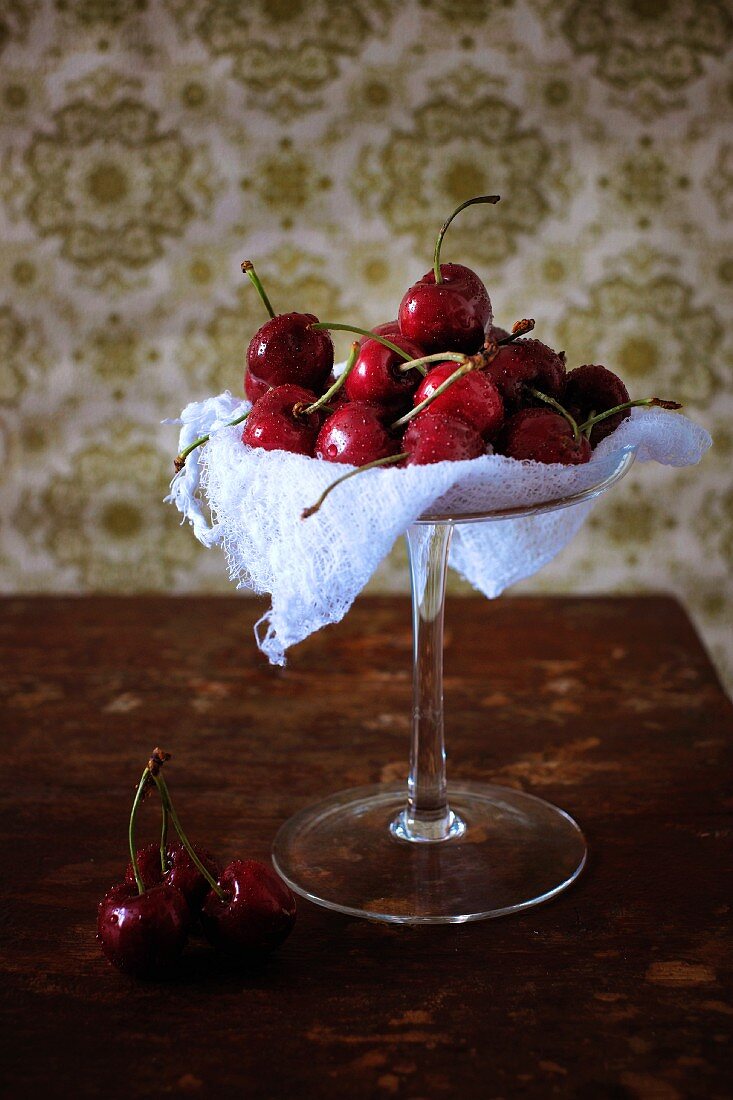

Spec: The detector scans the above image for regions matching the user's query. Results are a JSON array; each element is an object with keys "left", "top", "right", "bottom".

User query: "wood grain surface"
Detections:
[{"left": 0, "top": 595, "right": 731, "bottom": 1099}]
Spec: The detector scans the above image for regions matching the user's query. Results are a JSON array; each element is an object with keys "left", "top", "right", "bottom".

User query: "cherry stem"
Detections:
[
  {"left": 302, "top": 451, "right": 408, "bottom": 519},
  {"left": 528, "top": 388, "right": 581, "bottom": 443},
  {"left": 129, "top": 767, "right": 153, "bottom": 896},
  {"left": 579, "top": 397, "right": 682, "bottom": 434},
  {"left": 160, "top": 800, "right": 169, "bottom": 875},
  {"left": 304, "top": 342, "right": 359, "bottom": 414},
  {"left": 497, "top": 318, "right": 535, "bottom": 344},
  {"left": 241, "top": 260, "right": 276, "bottom": 320},
  {"left": 398, "top": 351, "right": 466, "bottom": 373},
  {"left": 391, "top": 360, "right": 473, "bottom": 429},
  {"left": 309, "top": 322, "right": 415, "bottom": 364},
  {"left": 433, "top": 194, "right": 500, "bottom": 284},
  {"left": 174, "top": 410, "right": 250, "bottom": 472},
  {"left": 152, "top": 773, "right": 226, "bottom": 901}
]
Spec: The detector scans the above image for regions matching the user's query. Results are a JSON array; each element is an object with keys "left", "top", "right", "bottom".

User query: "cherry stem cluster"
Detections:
[
  {"left": 127, "top": 751, "right": 225, "bottom": 901},
  {"left": 433, "top": 195, "right": 500, "bottom": 284},
  {"left": 241, "top": 260, "right": 276, "bottom": 320}
]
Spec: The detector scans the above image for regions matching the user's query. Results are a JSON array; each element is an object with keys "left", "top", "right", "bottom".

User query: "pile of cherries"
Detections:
[
  {"left": 175, "top": 195, "right": 679, "bottom": 515},
  {"left": 97, "top": 750, "right": 296, "bottom": 978}
]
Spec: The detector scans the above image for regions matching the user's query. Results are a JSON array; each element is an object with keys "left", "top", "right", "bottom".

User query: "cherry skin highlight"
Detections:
[
  {"left": 486, "top": 339, "right": 566, "bottom": 408},
  {"left": 403, "top": 410, "right": 485, "bottom": 465},
  {"left": 413, "top": 364, "right": 504, "bottom": 439},
  {"left": 245, "top": 312, "right": 333, "bottom": 401},
  {"left": 344, "top": 335, "right": 425, "bottom": 413},
  {"left": 564, "top": 364, "right": 630, "bottom": 446},
  {"left": 498, "top": 407, "right": 591, "bottom": 465},
  {"left": 201, "top": 860, "right": 297, "bottom": 960},
  {"left": 398, "top": 263, "right": 492, "bottom": 354},
  {"left": 97, "top": 882, "right": 190, "bottom": 978},
  {"left": 316, "top": 403, "right": 400, "bottom": 466},
  {"left": 242, "top": 384, "right": 322, "bottom": 455},
  {"left": 125, "top": 841, "right": 220, "bottom": 915}
]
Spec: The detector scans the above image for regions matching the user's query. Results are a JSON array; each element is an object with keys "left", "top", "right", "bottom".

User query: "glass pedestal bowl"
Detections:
[{"left": 272, "top": 447, "right": 636, "bottom": 924}]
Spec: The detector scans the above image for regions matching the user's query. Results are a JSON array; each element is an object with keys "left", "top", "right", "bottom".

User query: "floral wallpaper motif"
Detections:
[{"left": 0, "top": 0, "right": 731, "bottom": 690}]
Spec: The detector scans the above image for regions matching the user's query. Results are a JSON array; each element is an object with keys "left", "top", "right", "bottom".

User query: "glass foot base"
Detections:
[{"left": 272, "top": 782, "right": 587, "bottom": 925}]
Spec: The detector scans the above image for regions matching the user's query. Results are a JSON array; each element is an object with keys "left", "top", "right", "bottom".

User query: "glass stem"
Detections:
[{"left": 391, "top": 523, "right": 465, "bottom": 843}]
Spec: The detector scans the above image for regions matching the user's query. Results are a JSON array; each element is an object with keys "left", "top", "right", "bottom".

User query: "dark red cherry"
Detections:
[
  {"left": 564, "top": 364, "right": 630, "bottom": 446},
  {"left": 344, "top": 335, "right": 425, "bottom": 412},
  {"left": 413, "top": 364, "right": 504, "bottom": 439},
  {"left": 485, "top": 339, "right": 566, "bottom": 409},
  {"left": 201, "top": 860, "right": 296, "bottom": 960},
  {"left": 403, "top": 410, "right": 485, "bottom": 465},
  {"left": 245, "top": 313, "right": 333, "bottom": 401},
  {"left": 316, "top": 402, "right": 400, "bottom": 466},
  {"left": 398, "top": 263, "right": 492, "bottom": 354},
  {"left": 497, "top": 407, "right": 591, "bottom": 465},
  {"left": 125, "top": 841, "right": 219, "bottom": 915},
  {"left": 97, "top": 882, "right": 189, "bottom": 977},
  {"left": 242, "top": 384, "right": 321, "bottom": 455}
]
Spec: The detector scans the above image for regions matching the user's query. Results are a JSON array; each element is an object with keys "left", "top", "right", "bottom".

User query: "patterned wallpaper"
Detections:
[{"left": 0, "top": 0, "right": 731, "bottom": 689}]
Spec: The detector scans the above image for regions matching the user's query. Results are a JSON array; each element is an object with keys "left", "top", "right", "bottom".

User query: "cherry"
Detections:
[
  {"left": 242, "top": 384, "right": 322, "bottom": 455},
  {"left": 564, "top": 364, "right": 630, "bottom": 446},
  {"left": 413, "top": 363, "right": 504, "bottom": 439},
  {"left": 403, "top": 410, "right": 485, "bottom": 465},
  {"left": 485, "top": 339, "right": 566, "bottom": 409},
  {"left": 125, "top": 841, "right": 220, "bottom": 915},
  {"left": 201, "top": 860, "right": 297, "bottom": 960},
  {"left": 398, "top": 196, "right": 500, "bottom": 353},
  {"left": 399, "top": 262, "right": 492, "bottom": 354},
  {"left": 498, "top": 407, "right": 591, "bottom": 465},
  {"left": 344, "top": 335, "right": 425, "bottom": 412},
  {"left": 245, "top": 312, "right": 334, "bottom": 401},
  {"left": 98, "top": 882, "right": 189, "bottom": 978},
  {"left": 316, "top": 402, "right": 400, "bottom": 466}
]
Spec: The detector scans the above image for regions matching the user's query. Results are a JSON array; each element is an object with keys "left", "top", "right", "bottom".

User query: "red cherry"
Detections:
[
  {"left": 316, "top": 403, "right": 400, "bottom": 466},
  {"left": 245, "top": 313, "right": 333, "bottom": 400},
  {"left": 97, "top": 882, "right": 189, "bottom": 977},
  {"left": 201, "top": 860, "right": 297, "bottom": 959},
  {"left": 399, "top": 263, "right": 492, "bottom": 354},
  {"left": 242, "top": 384, "right": 321, "bottom": 455},
  {"left": 564, "top": 364, "right": 630, "bottom": 446},
  {"left": 497, "top": 407, "right": 591, "bottom": 465},
  {"left": 403, "top": 410, "right": 485, "bottom": 465},
  {"left": 413, "top": 364, "right": 504, "bottom": 439},
  {"left": 485, "top": 339, "right": 566, "bottom": 408},
  {"left": 344, "top": 335, "right": 425, "bottom": 412},
  {"left": 125, "top": 841, "right": 220, "bottom": 915}
]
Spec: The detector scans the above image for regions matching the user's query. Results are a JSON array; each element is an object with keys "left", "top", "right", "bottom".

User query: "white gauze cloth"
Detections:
[{"left": 166, "top": 392, "right": 711, "bottom": 665}]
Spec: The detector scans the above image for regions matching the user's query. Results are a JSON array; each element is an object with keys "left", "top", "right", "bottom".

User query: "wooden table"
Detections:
[{"left": 1, "top": 596, "right": 731, "bottom": 1098}]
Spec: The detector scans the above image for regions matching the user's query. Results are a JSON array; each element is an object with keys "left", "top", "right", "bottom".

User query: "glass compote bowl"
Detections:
[{"left": 273, "top": 446, "right": 637, "bottom": 924}]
